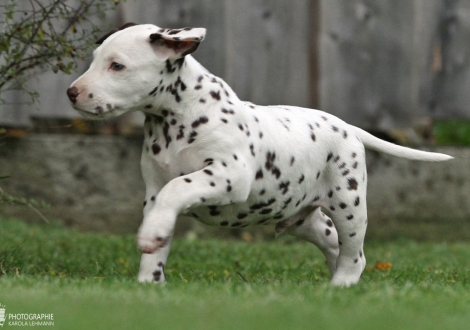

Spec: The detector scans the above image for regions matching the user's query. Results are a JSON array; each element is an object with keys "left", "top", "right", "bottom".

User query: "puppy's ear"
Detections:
[
  {"left": 95, "top": 22, "right": 138, "bottom": 45},
  {"left": 149, "top": 27, "right": 206, "bottom": 58}
]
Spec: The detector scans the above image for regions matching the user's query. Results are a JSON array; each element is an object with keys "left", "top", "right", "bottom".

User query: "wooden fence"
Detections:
[
  {"left": 1, "top": 0, "right": 470, "bottom": 129},
  {"left": 321, "top": 0, "right": 470, "bottom": 129}
]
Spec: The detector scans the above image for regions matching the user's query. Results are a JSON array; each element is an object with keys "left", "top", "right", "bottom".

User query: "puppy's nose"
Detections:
[{"left": 66, "top": 86, "right": 80, "bottom": 103}]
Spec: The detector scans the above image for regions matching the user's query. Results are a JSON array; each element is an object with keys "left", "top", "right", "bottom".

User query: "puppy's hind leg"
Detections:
[{"left": 286, "top": 208, "right": 340, "bottom": 277}]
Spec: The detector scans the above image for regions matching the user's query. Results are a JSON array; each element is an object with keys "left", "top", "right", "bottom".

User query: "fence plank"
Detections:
[
  {"left": 320, "top": 0, "right": 470, "bottom": 129},
  {"left": 320, "top": 0, "right": 418, "bottom": 129},
  {"left": 224, "top": 0, "right": 311, "bottom": 107},
  {"left": 431, "top": 0, "right": 470, "bottom": 119}
]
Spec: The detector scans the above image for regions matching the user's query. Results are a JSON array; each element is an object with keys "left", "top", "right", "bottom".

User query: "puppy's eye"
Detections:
[{"left": 110, "top": 62, "right": 125, "bottom": 71}]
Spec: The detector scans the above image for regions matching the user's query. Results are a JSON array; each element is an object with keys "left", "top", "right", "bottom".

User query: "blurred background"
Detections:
[{"left": 1, "top": 0, "right": 470, "bottom": 241}]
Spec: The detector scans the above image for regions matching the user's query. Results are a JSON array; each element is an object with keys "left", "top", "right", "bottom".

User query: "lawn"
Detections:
[{"left": 1, "top": 218, "right": 470, "bottom": 330}]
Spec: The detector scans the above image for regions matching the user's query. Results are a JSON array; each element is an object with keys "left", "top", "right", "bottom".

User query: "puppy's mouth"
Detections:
[{"left": 73, "top": 104, "right": 117, "bottom": 120}]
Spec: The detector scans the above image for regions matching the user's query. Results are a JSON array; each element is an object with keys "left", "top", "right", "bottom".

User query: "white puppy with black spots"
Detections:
[{"left": 67, "top": 23, "right": 452, "bottom": 287}]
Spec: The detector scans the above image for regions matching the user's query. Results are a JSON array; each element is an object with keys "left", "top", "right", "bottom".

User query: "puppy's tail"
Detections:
[{"left": 351, "top": 126, "right": 453, "bottom": 162}]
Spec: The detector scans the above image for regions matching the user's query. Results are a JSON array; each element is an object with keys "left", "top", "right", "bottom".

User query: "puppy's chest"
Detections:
[{"left": 143, "top": 113, "right": 209, "bottom": 178}]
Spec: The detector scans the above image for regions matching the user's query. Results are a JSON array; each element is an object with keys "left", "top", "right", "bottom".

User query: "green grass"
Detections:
[
  {"left": 433, "top": 119, "right": 470, "bottom": 146},
  {"left": 1, "top": 218, "right": 470, "bottom": 329}
]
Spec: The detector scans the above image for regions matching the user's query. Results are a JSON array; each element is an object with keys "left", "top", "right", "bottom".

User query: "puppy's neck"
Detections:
[{"left": 143, "top": 56, "right": 241, "bottom": 118}]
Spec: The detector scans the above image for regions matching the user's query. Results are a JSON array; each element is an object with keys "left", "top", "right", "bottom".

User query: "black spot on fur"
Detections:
[
  {"left": 259, "top": 208, "right": 272, "bottom": 215},
  {"left": 152, "top": 143, "right": 161, "bottom": 155},
  {"left": 255, "top": 169, "right": 264, "bottom": 180},
  {"left": 354, "top": 197, "right": 360, "bottom": 206},
  {"left": 271, "top": 167, "right": 281, "bottom": 179},
  {"left": 327, "top": 152, "right": 334, "bottom": 162},
  {"left": 188, "top": 131, "right": 198, "bottom": 144},
  {"left": 279, "top": 181, "right": 290, "bottom": 195},
  {"left": 153, "top": 270, "right": 162, "bottom": 282},
  {"left": 192, "top": 116, "right": 209, "bottom": 128},
  {"left": 250, "top": 144, "right": 255, "bottom": 156},
  {"left": 298, "top": 174, "right": 305, "bottom": 184},
  {"left": 210, "top": 209, "right": 221, "bottom": 216},
  {"left": 163, "top": 122, "right": 172, "bottom": 148},
  {"left": 176, "top": 125, "right": 185, "bottom": 140},
  {"left": 250, "top": 198, "right": 276, "bottom": 210},
  {"left": 265, "top": 151, "right": 276, "bottom": 170},
  {"left": 210, "top": 90, "right": 221, "bottom": 100},
  {"left": 282, "top": 198, "right": 292, "bottom": 209},
  {"left": 348, "top": 178, "right": 358, "bottom": 191}
]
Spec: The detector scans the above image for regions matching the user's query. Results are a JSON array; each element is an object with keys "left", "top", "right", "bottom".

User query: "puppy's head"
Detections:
[{"left": 66, "top": 23, "right": 206, "bottom": 119}]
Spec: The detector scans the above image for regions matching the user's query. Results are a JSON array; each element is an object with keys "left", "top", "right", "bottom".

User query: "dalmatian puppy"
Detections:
[{"left": 66, "top": 23, "right": 452, "bottom": 287}]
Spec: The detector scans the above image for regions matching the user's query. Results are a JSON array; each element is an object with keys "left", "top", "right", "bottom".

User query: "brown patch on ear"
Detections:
[
  {"left": 95, "top": 22, "right": 138, "bottom": 45},
  {"left": 149, "top": 33, "right": 201, "bottom": 56}
]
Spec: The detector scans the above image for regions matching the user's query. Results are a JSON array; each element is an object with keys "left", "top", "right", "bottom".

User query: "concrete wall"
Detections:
[{"left": 1, "top": 134, "right": 469, "bottom": 240}]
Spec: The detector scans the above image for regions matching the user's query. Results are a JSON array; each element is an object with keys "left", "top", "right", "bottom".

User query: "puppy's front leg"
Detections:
[{"left": 137, "top": 162, "right": 251, "bottom": 254}]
